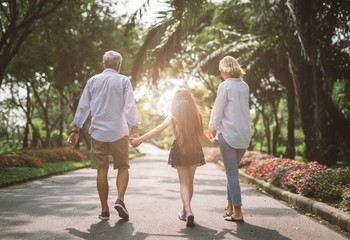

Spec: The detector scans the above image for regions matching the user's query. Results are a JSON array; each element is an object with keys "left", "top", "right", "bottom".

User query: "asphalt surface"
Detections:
[{"left": 0, "top": 143, "right": 348, "bottom": 240}]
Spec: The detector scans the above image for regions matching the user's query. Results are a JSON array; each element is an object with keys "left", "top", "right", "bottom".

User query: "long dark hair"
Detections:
[{"left": 170, "top": 88, "right": 204, "bottom": 154}]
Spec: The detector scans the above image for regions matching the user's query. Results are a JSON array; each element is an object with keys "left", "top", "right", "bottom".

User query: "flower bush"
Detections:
[
  {"left": 0, "top": 148, "right": 84, "bottom": 168},
  {"left": 246, "top": 157, "right": 306, "bottom": 183},
  {"left": 242, "top": 152, "right": 350, "bottom": 208},
  {"left": 278, "top": 162, "right": 350, "bottom": 200},
  {"left": 239, "top": 151, "right": 274, "bottom": 168},
  {"left": 33, "top": 148, "right": 84, "bottom": 163},
  {"left": 341, "top": 184, "right": 350, "bottom": 207},
  {"left": 0, "top": 151, "right": 42, "bottom": 168},
  {"left": 202, "top": 148, "right": 350, "bottom": 208}
]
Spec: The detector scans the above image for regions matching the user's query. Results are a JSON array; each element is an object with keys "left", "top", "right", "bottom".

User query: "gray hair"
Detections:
[{"left": 103, "top": 51, "right": 122, "bottom": 69}]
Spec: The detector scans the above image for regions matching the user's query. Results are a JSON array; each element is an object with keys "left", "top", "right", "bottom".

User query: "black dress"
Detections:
[{"left": 168, "top": 140, "right": 206, "bottom": 168}]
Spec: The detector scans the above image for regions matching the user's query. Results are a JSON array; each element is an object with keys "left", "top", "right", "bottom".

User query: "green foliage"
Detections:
[
  {"left": 0, "top": 160, "right": 91, "bottom": 186},
  {"left": 1, "top": 0, "right": 143, "bottom": 149},
  {"left": 332, "top": 80, "right": 350, "bottom": 118},
  {"left": 0, "top": 149, "right": 143, "bottom": 186},
  {"left": 130, "top": 0, "right": 212, "bottom": 85}
]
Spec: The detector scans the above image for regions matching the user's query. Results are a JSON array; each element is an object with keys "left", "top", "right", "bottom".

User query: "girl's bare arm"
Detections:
[{"left": 132, "top": 122, "right": 168, "bottom": 146}]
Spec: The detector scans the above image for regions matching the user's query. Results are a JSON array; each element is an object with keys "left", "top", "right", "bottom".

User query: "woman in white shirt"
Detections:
[{"left": 207, "top": 56, "right": 251, "bottom": 223}]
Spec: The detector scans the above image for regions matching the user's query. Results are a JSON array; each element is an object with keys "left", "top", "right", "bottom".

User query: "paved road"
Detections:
[{"left": 0, "top": 143, "right": 348, "bottom": 240}]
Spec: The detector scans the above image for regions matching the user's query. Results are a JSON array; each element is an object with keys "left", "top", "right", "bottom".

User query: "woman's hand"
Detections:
[{"left": 207, "top": 128, "right": 215, "bottom": 143}]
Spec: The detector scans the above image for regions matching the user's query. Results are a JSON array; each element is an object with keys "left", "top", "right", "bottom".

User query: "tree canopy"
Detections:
[{"left": 0, "top": 0, "right": 349, "bottom": 167}]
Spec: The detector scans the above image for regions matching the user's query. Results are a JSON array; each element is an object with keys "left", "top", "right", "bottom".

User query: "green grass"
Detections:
[{"left": 0, "top": 152, "right": 143, "bottom": 187}]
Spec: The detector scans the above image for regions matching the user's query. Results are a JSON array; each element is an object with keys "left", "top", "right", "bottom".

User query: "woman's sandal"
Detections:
[
  {"left": 223, "top": 212, "right": 233, "bottom": 218},
  {"left": 223, "top": 208, "right": 233, "bottom": 218},
  {"left": 225, "top": 215, "right": 244, "bottom": 223}
]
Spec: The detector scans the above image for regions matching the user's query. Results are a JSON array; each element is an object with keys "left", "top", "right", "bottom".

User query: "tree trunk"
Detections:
[
  {"left": 22, "top": 84, "right": 31, "bottom": 148},
  {"left": 280, "top": 60, "right": 296, "bottom": 159},
  {"left": 287, "top": 53, "right": 320, "bottom": 162},
  {"left": 58, "top": 91, "right": 64, "bottom": 147},
  {"left": 261, "top": 105, "right": 271, "bottom": 154},
  {"left": 284, "top": 85, "right": 295, "bottom": 159},
  {"left": 272, "top": 99, "right": 280, "bottom": 156},
  {"left": 286, "top": 0, "right": 348, "bottom": 166},
  {"left": 249, "top": 111, "right": 260, "bottom": 151}
]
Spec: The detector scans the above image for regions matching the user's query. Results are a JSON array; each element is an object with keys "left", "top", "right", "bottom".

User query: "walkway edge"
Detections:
[{"left": 237, "top": 170, "right": 350, "bottom": 232}]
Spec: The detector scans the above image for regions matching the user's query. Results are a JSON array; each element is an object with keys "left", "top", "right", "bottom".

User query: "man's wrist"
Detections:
[{"left": 72, "top": 125, "right": 80, "bottom": 133}]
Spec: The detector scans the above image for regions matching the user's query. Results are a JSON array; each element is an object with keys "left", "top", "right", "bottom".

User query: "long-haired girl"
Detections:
[{"left": 131, "top": 88, "right": 212, "bottom": 227}]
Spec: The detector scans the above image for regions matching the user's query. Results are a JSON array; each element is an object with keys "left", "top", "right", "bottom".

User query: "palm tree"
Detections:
[{"left": 125, "top": 0, "right": 210, "bottom": 86}]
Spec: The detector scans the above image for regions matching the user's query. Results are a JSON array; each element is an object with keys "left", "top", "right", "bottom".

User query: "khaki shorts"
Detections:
[{"left": 90, "top": 136, "right": 129, "bottom": 169}]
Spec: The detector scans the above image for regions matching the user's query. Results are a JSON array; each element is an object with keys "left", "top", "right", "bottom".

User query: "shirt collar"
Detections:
[
  {"left": 103, "top": 68, "right": 118, "bottom": 74},
  {"left": 227, "top": 78, "right": 242, "bottom": 82}
]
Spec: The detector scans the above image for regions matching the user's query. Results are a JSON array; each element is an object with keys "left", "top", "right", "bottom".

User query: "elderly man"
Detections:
[{"left": 67, "top": 51, "right": 139, "bottom": 220}]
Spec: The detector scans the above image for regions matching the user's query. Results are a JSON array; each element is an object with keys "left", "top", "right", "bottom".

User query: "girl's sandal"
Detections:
[{"left": 178, "top": 211, "right": 186, "bottom": 221}]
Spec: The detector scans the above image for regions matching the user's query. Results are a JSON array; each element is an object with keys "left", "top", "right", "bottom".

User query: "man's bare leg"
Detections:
[
  {"left": 116, "top": 168, "right": 129, "bottom": 202},
  {"left": 97, "top": 168, "right": 109, "bottom": 212}
]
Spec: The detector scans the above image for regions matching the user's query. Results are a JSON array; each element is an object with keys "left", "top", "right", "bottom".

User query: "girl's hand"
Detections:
[{"left": 131, "top": 138, "right": 142, "bottom": 147}]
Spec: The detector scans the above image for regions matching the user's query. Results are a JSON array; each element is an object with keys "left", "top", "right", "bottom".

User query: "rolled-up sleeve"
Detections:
[
  {"left": 72, "top": 81, "right": 92, "bottom": 128},
  {"left": 209, "top": 83, "right": 227, "bottom": 130},
  {"left": 123, "top": 79, "right": 139, "bottom": 128}
]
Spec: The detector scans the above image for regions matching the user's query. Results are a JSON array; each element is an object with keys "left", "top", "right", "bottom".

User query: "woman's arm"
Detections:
[
  {"left": 131, "top": 122, "right": 168, "bottom": 146},
  {"left": 208, "top": 84, "right": 227, "bottom": 131}
]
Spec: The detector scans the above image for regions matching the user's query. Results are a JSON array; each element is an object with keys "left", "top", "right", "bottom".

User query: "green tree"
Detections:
[
  {"left": 128, "top": 0, "right": 210, "bottom": 86},
  {"left": 0, "top": 0, "right": 62, "bottom": 86},
  {"left": 2, "top": 1, "right": 142, "bottom": 149},
  {"left": 284, "top": 0, "right": 350, "bottom": 165}
]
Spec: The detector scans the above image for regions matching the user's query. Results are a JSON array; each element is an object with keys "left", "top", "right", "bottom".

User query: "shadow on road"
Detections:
[
  {"left": 66, "top": 219, "right": 148, "bottom": 240},
  {"left": 177, "top": 222, "right": 291, "bottom": 240},
  {"left": 66, "top": 219, "right": 291, "bottom": 240}
]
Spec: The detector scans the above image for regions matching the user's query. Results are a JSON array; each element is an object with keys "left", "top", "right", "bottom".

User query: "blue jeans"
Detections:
[{"left": 218, "top": 134, "right": 246, "bottom": 206}]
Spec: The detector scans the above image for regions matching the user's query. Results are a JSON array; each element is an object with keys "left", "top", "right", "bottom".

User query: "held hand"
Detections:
[
  {"left": 130, "top": 138, "right": 142, "bottom": 148},
  {"left": 129, "top": 133, "right": 141, "bottom": 147},
  {"left": 67, "top": 133, "right": 79, "bottom": 148},
  {"left": 207, "top": 132, "right": 215, "bottom": 143}
]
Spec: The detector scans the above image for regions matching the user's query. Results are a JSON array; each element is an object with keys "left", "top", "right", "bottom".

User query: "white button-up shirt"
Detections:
[
  {"left": 209, "top": 78, "right": 251, "bottom": 149},
  {"left": 73, "top": 69, "right": 139, "bottom": 142}
]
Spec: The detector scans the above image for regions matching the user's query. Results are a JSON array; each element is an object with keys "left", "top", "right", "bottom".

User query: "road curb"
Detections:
[{"left": 237, "top": 170, "right": 350, "bottom": 232}]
